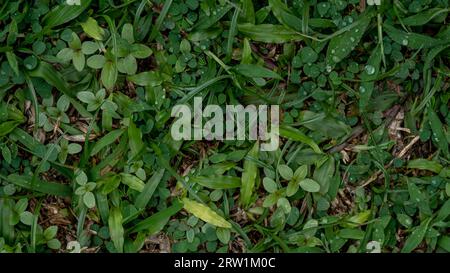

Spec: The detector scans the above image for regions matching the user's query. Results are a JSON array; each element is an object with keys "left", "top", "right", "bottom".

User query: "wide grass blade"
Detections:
[{"left": 239, "top": 142, "right": 259, "bottom": 208}]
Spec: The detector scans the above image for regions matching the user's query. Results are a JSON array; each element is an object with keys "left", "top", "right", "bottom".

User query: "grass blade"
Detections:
[
  {"left": 1, "top": 174, "right": 72, "bottom": 197},
  {"left": 129, "top": 200, "right": 183, "bottom": 234},
  {"left": 191, "top": 175, "right": 241, "bottom": 189},
  {"left": 135, "top": 168, "right": 166, "bottom": 209},
  {"left": 239, "top": 141, "right": 259, "bottom": 208},
  {"left": 109, "top": 206, "right": 124, "bottom": 253}
]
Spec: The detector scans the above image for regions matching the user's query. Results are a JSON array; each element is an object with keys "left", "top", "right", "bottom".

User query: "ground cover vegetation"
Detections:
[{"left": 0, "top": 0, "right": 449, "bottom": 253}]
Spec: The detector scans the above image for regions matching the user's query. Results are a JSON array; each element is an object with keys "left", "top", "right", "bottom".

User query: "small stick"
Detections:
[
  {"left": 359, "top": 0, "right": 366, "bottom": 12},
  {"left": 328, "top": 125, "right": 364, "bottom": 153}
]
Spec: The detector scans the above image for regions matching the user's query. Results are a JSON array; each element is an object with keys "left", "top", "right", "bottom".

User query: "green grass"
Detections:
[{"left": 0, "top": 0, "right": 449, "bottom": 253}]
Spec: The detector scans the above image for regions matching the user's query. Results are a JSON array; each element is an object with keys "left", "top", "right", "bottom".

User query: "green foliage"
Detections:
[{"left": 0, "top": 0, "right": 449, "bottom": 254}]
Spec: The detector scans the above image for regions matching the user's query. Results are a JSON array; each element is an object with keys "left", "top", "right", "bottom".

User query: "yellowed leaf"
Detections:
[{"left": 182, "top": 198, "right": 231, "bottom": 228}]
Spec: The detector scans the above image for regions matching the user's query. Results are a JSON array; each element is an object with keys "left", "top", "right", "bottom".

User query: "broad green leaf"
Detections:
[
  {"left": 120, "top": 173, "right": 145, "bottom": 192},
  {"left": 99, "top": 175, "right": 121, "bottom": 195},
  {"left": 263, "top": 192, "right": 279, "bottom": 208},
  {"left": 188, "top": 28, "right": 223, "bottom": 42},
  {"left": 47, "top": 239, "right": 61, "bottom": 250},
  {"left": 422, "top": 44, "right": 450, "bottom": 86},
  {"left": 108, "top": 207, "right": 124, "bottom": 253},
  {"left": 193, "top": 4, "right": 233, "bottom": 30},
  {"left": 130, "top": 44, "right": 153, "bottom": 59},
  {"left": 279, "top": 125, "right": 322, "bottom": 154},
  {"left": 72, "top": 50, "right": 85, "bottom": 72},
  {"left": 1, "top": 146, "right": 12, "bottom": 164},
  {"left": 435, "top": 199, "right": 450, "bottom": 223},
  {"left": 127, "top": 71, "right": 162, "bottom": 86},
  {"left": 326, "top": 15, "right": 371, "bottom": 68},
  {"left": 190, "top": 175, "right": 241, "bottom": 189},
  {"left": 226, "top": 7, "right": 239, "bottom": 60},
  {"left": 407, "top": 159, "right": 443, "bottom": 173},
  {"left": 438, "top": 168, "right": 450, "bottom": 179},
  {"left": 299, "top": 47, "right": 318, "bottom": 64},
  {"left": 238, "top": 23, "right": 304, "bottom": 43},
  {"left": 77, "top": 91, "right": 96, "bottom": 104},
  {"left": 345, "top": 210, "right": 371, "bottom": 228},
  {"left": 278, "top": 164, "right": 293, "bottom": 180},
  {"left": 263, "top": 177, "right": 278, "bottom": 193},
  {"left": 128, "top": 120, "right": 144, "bottom": 158},
  {"left": 0, "top": 120, "right": 23, "bottom": 137},
  {"left": 401, "top": 218, "right": 432, "bottom": 253},
  {"left": 135, "top": 169, "right": 166, "bottom": 209},
  {"left": 182, "top": 198, "right": 231, "bottom": 228},
  {"left": 0, "top": 199, "right": 14, "bottom": 242},
  {"left": 403, "top": 8, "right": 449, "bottom": 26},
  {"left": 67, "top": 143, "right": 82, "bottom": 154},
  {"left": 87, "top": 55, "right": 106, "bottom": 69},
  {"left": 29, "top": 62, "right": 70, "bottom": 95},
  {"left": 69, "top": 33, "right": 81, "bottom": 49},
  {"left": 198, "top": 162, "right": 237, "bottom": 176},
  {"left": 80, "top": 17, "right": 105, "bottom": 41},
  {"left": 90, "top": 129, "right": 124, "bottom": 156},
  {"left": 239, "top": 142, "right": 259, "bottom": 208},
  {"left": 216, "top": 227, "right": 231, "bottom": 244},
  {"left": 438, "top": 236, "right": 450, "bottom": 252},
  {"left": 269, "top": 0, "right": 302, "bottom": 32},
  {"left": 300, "top": 111, "right": 351, "bottom": 139},
  {"left": 277, "top": 197, "right": 291, "bottom": 214},
  {"left": 427, "top": 107, "right": 449, "bottom": 157},
  {"left": 121, "top": 23, "right": 135, "bottom": 44},
  {"left": 309, "top": 18, "right": 335, "bottom": 28},
  {"left": 57, "top": 48, "right": 74, "bottom": 62},
  {"left": 101, "top": 60, "right": 117, "bottom": 90},
  {"left": 81, "top": 41, "right": 99, "bottom": 55},
  {"left": 6, "top": 51, "right": 19, "bottom": 76},
  {"left": 313, "top": 156, "right": 335, "bottom": 195},
  {"left": 83, "top": 192, "right": 96, "bottom": 208},
  {"left": 7, "top": 19, "right": 18, "bottom": 45},
  {"left": 338, "top": 228, "right": 365, "bottom": 240},
  {"left": 286, "top": 166, "right": 308, "bottom": 197},
  {"left": 2, "top": 174, "right": 72, "bottom": 197},
  {"left": 20, "top": 211, "right": 34, "bottom": 226},
  {"left": 359, "top": 45, "right": 382, "bottom": 110},
  {"left": 180, "top": 39, "right": 191, "bottom": 54},
  {"left": 241, "top": 38, "right": 252, "bottom": 64},
  {"left": 384, "top": 24, "right": 446, "bottom": 49},
  {"left": 299, "top": 178, "right": 321, "bottom": 193},
  {"left": 397, "top": 214, "right": 413, "bottom": 228},
  {"left": 240, "top": 0, "right": 255, "bottom": 24},
  {"left": 129, "top": 200, "right": 183, "bottom": 234},
  {"left": 9, "top": 128, "right": 46, "bottom": 157},
  {"left": 43, "top": 0, "right": 92, "bottom": 28},
  {"left": 117, "top": 55, "right": 137, "bottom": 75}
]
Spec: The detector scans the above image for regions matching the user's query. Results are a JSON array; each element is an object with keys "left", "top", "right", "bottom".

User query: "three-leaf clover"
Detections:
[
  {"left": 57, "top": 33, "right": 86, "bottom": 72},
  {"left": 115, "top": 23, "right": 153, "bottom": 75},
  {"left": 77, "top": 89, "right": 106, "bottom": 111},
  {"left": 74, "top": 170, "right": 97, "bottom": 209}
]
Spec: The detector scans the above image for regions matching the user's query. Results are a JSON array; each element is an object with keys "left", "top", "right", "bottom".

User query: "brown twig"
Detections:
[
  {"left": 328, "top": 105, "right": 404, "bottom": 154},
  {"left": 327, "top": 125, "right": 364, "bottom": 153},
  {"left": 358, "top": 135, "right": 420, "bottom": 188},
  {"left": 359, "top": 0, "right": 366, "bottom": 12}
]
